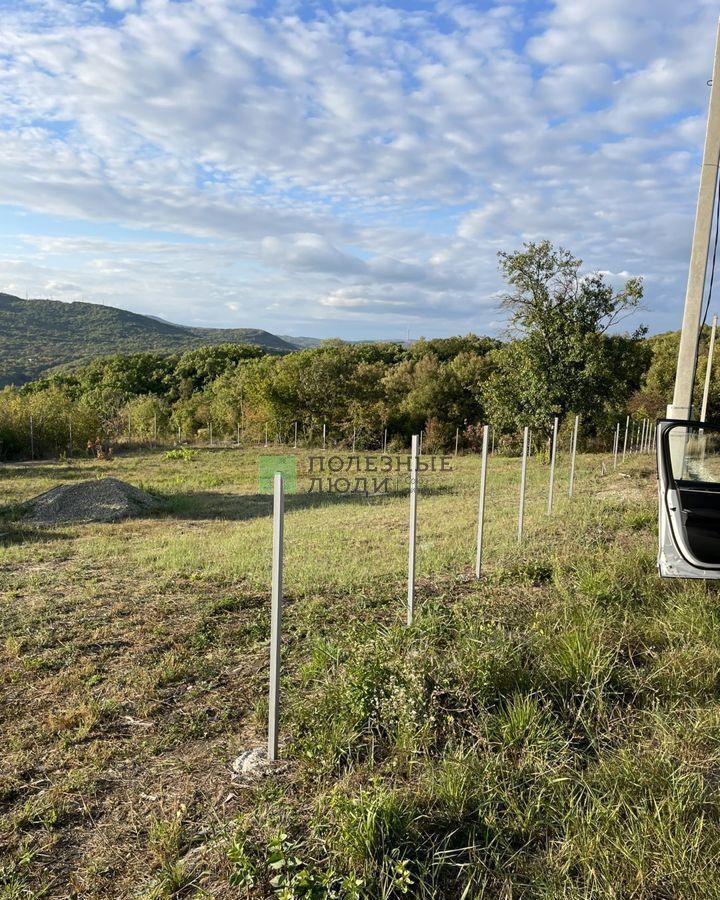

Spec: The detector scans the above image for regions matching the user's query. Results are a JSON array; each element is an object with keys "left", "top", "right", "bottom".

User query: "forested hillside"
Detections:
[
  {"left": 3, "top": 244, "right": 717, "bottom": 461},
  {"left": 0, "top": 293, "right": 298, "bottom": 386}
]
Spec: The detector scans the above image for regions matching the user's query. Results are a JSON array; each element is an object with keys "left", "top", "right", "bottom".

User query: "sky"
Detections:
[{"left": 0, "top": 0, "right": 718, "bottom": 341}]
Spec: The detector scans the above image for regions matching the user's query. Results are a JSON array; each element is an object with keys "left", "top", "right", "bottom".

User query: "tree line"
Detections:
[{"left": 1, "top": 242, "right": 715, "bottom": 461}]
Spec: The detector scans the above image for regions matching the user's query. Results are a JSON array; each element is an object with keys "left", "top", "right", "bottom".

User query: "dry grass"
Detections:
[{"left": 0, "top": 446, "right": 668, "bottom": 897}]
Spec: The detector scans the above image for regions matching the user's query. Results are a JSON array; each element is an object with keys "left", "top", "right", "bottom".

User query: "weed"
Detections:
[{"left": 162, "top": 448, "right": 198, "bottom": 462}]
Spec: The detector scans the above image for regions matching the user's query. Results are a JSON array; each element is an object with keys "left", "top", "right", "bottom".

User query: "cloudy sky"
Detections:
[{"left": 0, "top": 0, "right": 718, "bottom": 340}]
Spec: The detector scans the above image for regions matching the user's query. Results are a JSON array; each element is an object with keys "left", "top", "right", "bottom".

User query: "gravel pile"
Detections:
[{"left": 23, "top": 477, "right": 157, "bottom": 524}]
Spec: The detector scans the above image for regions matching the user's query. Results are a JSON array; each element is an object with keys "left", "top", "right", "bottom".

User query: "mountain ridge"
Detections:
[{"left": 0, "top": 293, "right": 307, "bottom": 387}]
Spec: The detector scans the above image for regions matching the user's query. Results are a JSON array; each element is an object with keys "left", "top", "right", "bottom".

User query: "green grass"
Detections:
[{"left": 2, "top": 445, "right": 716, "bottom": 897}]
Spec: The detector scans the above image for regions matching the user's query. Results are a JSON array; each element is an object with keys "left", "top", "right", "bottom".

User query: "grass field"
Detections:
[{"left": 2, "top": 445, "right": 720, "bottom": 898}]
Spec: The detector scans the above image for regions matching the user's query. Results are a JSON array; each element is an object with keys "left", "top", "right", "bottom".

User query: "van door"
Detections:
[{"left": 658, "top": 419, "right": 720, "bottom": 578}]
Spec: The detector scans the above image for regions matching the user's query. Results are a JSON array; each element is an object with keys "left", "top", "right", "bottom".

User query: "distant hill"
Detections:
[
  {"left": 278, "top": 335, "right": 323, "bottom": 349},
  {"left": 0, "top": 293, "right": 301, "bottom": 386}
]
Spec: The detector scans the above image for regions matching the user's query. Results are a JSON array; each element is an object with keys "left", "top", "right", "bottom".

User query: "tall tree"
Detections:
[{"left": 483, "top": 241, "right": 645, "bottom": 435}]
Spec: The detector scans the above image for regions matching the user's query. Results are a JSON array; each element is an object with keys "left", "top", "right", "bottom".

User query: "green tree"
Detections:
[
  {"left": 483, "top": 241, "right": 645, "bottom": 436},
  {"left": 171, "top": 344, "right": 266, "bottom": 401}
]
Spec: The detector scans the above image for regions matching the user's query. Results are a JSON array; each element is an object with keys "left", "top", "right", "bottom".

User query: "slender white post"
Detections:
[
  {"left": 407, "top": 435, "right": 419, "bottom": 625},
  {"left": 702, "top": 313, "right": 718, "bottom": 423},
  {"left": 268, "top": 472, "right": 284, "bottom": 762},
  {"left": 383, "top": 428, "right": 388, "bottom": 452},
  {"left": 622, "top": 414, "right": 630, "bottom": 461},
  {"left": 569, "top": 414, "right": 579, "bottom": 497},
  {"left": 547, "top": 417, "right": 559, "bottom": 514},
  {"left": 613, "top": 422, "right": 620, "bottom": 469},
  {"left": 209, "top": 422, "right": 213, "bottom": 447},
  {"left": 642, "top": 418, "right": 648, "bottom": 454},
  {"left": 474, "top": 425, "right": 490, "bottom": 577},
  {"left": 236, "top": 422, "right": 240, "bottom": 445},
  {"left": 68, "top": 418, "right": 73, "bottom": 459},
  {"left": 518, "top": 426, "right": 529, "bottom": 543},
  {"left": 455, "top": 427, "right": 459, "bottom": 457},
  {"left": 352, "top": 427, "right": 356, "bottom": 453},
  {"left": 153, "top": 413, "right": 157, "bottom": 443},
  {"left": 30, "top": 415, "right": 34, "bottom": 460},
  {"left": 294, "top": 421, "right": 298, "bottom": 449},
  {"left": 265, "top": 423, "right": 269, "bottom": 447},
  {"left": 323, "top": 423, "right": 326, "bottom": 450}
]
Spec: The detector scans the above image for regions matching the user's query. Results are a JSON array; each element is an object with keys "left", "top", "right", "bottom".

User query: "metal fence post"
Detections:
[
  {"left": 407, "top": 435, "right": 419, "bottom": 625},
  {"left": 268, "top": 472, "right": 284, "bottom": 761},
  {"left": 455, "top": 427, "right": 459, "bottom": 457},
  {"left": 475, "top": 424, "right": 490, "bottom": 577},
  {"left": 622, "top": 414, "right": 630, "bottom": 461},
  {"left": 518, "top": 426, "right": 529, "bottom": 543},
  {"left": 547, "top": 417, "right": 559, "bottom": 514},
  {"left": 613, "top": 422, "right": 620, "bottom": 469},
  {"left": 569, "top": 414, "right": 579, "bottom": 497}
]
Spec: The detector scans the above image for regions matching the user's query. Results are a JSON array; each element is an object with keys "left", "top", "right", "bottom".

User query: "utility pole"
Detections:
[{"left": 669, "top": 20, "right": 720, "bottom": 420}]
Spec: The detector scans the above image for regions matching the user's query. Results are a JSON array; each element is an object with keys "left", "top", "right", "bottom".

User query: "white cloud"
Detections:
[{"left": 0, "top": 0, "right": 717, "bottom": 338}]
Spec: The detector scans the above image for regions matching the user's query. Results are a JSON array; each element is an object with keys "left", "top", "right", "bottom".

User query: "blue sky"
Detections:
[{"left": 0, "top": 0, "right": 717, "bottom": 340}]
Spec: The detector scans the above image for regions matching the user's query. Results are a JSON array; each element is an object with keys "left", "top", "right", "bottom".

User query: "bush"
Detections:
[{"left": 163, "top": 447, "right": 198, "bottom": 461}]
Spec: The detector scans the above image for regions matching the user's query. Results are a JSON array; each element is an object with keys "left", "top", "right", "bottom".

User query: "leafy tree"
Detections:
[
  {"left": 409, "top": 334, "right": 500, "bottom": 363},
  {"left": 171, "top": 344, "right": 266, "bottom": 400},
  {"left": 121, "top": 395, "right": 171, "bottom": 441},
  {"left": 483, "top": 241, "right": 645, "bottom": 436}
]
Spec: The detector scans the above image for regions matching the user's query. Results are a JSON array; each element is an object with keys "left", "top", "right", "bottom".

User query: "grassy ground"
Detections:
[{"left": 2, "top": 446, "right": 719, "bottom": 898}]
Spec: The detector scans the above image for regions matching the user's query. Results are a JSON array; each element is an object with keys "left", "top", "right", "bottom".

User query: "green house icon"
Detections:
[{"left": 258, "top": 455, "right": 297, "bottom": 494}]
